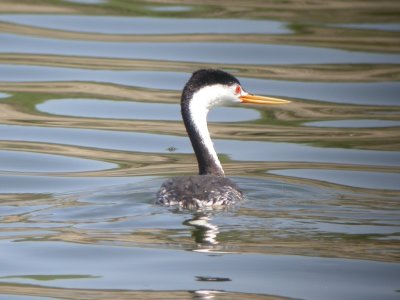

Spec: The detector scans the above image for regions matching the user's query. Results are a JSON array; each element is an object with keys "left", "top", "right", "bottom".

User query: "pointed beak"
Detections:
[{"left": 240, "top": 94, "right": 290, "bottom": 105}]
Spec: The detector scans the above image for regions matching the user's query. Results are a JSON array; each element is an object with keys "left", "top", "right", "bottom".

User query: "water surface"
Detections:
[
  {"left": 0, "top": 2, "right": 399, "bottom": 300},
  {"left": 146, "top": 5, "right": 193, "bottom": 12},
  {"left": 37, "top": 98, "right": 260, "bottom": 122},
  {"left": 2, "top": 33, "right": 400, "bottom": 65},
  {"left": 270, "top": 169, "right": 400, "bottom": 190},
  {"left": 1, "top": 240, "right": 398, "bottom": 300},
  {"left": 2, "top": 124, "right": 400, "bottom": 167},
  {"left": 334, "top": 23, "right": 400, "bottom": 32},
  {"left": 0, "top": 150, "right": 116, "bottom": 172},
  {"left": 64, "top": 0, "right": 106, "bottom": 3},
  {"left": 2, "top": 64, "right": 400, "bottom": 105},
  {"left": 0, "top": 15, "right": 291, "bottom": 35},
  {"left": 304, "top": 119, "right": 400, "bottom": 128}
]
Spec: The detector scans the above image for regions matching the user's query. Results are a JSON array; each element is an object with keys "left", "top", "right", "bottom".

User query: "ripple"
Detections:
[
  {"left": 270, "top": 169, "right": 400, "bottom": 190},
  {"left": 304, "top": 119, "right": 400, "bottom": 128},
  {"left": 0, "top": 240, "right": 398, "bottom": 300},
  {"left": 0, "top": 124, "right": 192, "bottom": 155},
  {"left": 0, "top": 15, "right": 291, "bottom": 35},
  {"left": 2, "top": 33, "right": 400, "bottom": 65},
  {"left": 334, "top": 23, "right": 400, "bottom": 32},
  {"left": 1, "top": 125, "right": 399, "bottom": 167},
  {"left": 0, "top": 150, "right": 116, "bottom": 173},
  {"left": 0, "top": 92, "right": 10, "bottom": 99},
  {"left": 1, "top": 64, "right": 399, "bottom": 106},
  {"left": 0, "top": 64, "right": 185, "bottom": 90},
  {"left": 146, "top": 5, "right": 193, "bottom": 12},
  {"left": 36, "top": 98, "right": 260, "bottom": 122},
  {"left": 64, "top": 0, "right": 106, "bottom": 3},
  {"left": 0, "top": 174, "right": 147, "bottom": 194},
  {"left": 1, "top": 4, "right": 399, "bottom": 299},
  {"left": 240, "top": 77, "right": 400, "bottom": 106}
]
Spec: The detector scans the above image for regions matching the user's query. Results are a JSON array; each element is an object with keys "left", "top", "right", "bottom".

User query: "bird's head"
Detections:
[{"left": 182, "top": 69, "right": 290, "bottom": 111}]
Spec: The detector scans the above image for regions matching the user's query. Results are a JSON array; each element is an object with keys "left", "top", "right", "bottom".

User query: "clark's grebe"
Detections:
[{"left": 157, "top": 69, "right": 290, "bottom": 209}]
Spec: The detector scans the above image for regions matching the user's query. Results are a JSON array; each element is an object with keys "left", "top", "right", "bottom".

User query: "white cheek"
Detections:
[{"left": 192, "top": 85, "right": 239, "bottom": 108}]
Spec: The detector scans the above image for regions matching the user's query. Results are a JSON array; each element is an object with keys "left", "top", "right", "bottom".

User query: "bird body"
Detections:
[
  {"left": 157, "top": 175, "right": 242, "bottom": 209},
  {"left": 156, "top": 69, "right": 289, "bottom": 209}
]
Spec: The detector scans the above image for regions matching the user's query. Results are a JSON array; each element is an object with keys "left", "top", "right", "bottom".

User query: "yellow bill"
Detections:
[{"left": 240, "top": 94, "right": 290, "bottom": 105}]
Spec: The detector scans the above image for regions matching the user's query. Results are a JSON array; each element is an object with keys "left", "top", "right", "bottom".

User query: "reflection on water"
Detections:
[
  {"left": 0, "top": 1, "right": 399, "bottom": 299},
  {"left": 0, "top": 174, "right": 143, "bottom": 194},
  {"left": 184, "top": 214, "right": 220, "bottom": 248},
  {"left": 0, "top": 92, "right": 10, "bottom": 99},
  {"left": 334, "top": 23, "right": 400, "bottom": 32},
  {"left": 64, "top": 0, "right": 106, "bottom": 4},
  {"left": 0, "top": 15, "right": 291, "bottom": 35},
  {"left": 304, "top": 119, "right": 400, "bottom": 128},
  {"left": 2, "top": 238, "right": 397, "bottom": 300},
  {"left": 0, "top": 176, "right": 399, "bottom": 300},
  {"left": 0, "top": 64, "right": 187, "bottom": 90},
  {"left": 2, "top": 124, "right": 400, "bottom": 166},
  {"left": 146, "top": 6, "right": 193, "bottom": 13},
  {"left": 2, "top": 34, "right": 400, "bottom": 65},
  {"left": 2, "top": 64, "right": 399, "bottom": 105},
  {"left": 0, "top": 149, "right": 116, "bottom": 172},
  {"left": 270, "top": 169, "right": 400, "bottom": 190},
  {"left": 37, "top": 98, "right": 260, "bottom": 122},
  {"left": 240, "top": 78, "right": 400, "bottom": 106}
]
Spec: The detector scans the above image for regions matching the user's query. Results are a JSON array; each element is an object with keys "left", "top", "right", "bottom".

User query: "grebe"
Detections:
[{"left": 156, "top": 69, "right": 290, "bottom": 209}]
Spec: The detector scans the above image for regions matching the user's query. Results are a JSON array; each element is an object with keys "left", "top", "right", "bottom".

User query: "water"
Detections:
[
  {"left": 2, "top": 64, "right": 399, "bottom": 105},
  {"left": 36, "top": 98, "right": 261, "bottom": 122},
  {"left": 0, "top": 1, "right": 399, "bottom": 300},
  {"left": 304, "top": 119, "right": 400, "bottom": 128},
  {"left": 0, "top": 149, "right": 116, "bottom": 172},
  {"left": 0, "top": 15, "right": 291, "bottom": 35},
  {"left": 333, "top": 23, "right": 400, "bottom": 32},
  {"left": 2, "top": 34, "right": 400, "bottom": 64}
]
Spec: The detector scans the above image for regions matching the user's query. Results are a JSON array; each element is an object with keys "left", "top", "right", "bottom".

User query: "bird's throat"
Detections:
[{"left": 183, "top": 102, "right": 225, "bottom": 177}]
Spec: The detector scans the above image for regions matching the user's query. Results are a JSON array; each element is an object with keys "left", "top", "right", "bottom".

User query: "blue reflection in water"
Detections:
[
  {"left": 0, "top": 174, "right": 148, "bottom": 194},
  {"left": 146, "top": 5, "right": 193, "bottom": 12},
  {"left": 1, "top": 65, "right": 399, "bottom": 106},
  {"left": 0, "top": 92, "right": 10, "bottom": 99},
  {"left": 304, "top": 119, "right": 400, "bottom": 128},
  {"left": 0, "top": 15, "right": 291, "bottom": 35},
  {"left": 333, "top": 23, "right": 400, "bottom": 32},
  {"left": 270, "top": 169, "right": 400, "bottom": 190},
  {"left": 2, "top": 33, "right": 400, "bottom": 65},
  {"left": 0, "top": 150, "right": 116, "bottom": 172},
  {"left": 0, "top": 125, "right": 399, "bottom": 167},
  {"left": 0, "top": 240, "right": 399, "bottom": 300},
  {"left": 36, "top": 98, "right": 260, "bottom": 122}
]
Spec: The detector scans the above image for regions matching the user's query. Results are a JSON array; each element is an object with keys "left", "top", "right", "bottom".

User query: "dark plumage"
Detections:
[{"left": 157, "top": 175, "right": 243, "bottom": 209}]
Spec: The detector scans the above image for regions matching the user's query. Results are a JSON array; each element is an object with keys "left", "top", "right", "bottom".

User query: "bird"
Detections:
[{"left": 156, "top": 69, "right": 290, "bottom": 209}]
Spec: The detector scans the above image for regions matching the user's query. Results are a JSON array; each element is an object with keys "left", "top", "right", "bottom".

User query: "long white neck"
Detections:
[{"left": 182, "top": 86, "right": 226, "bottom": 176}]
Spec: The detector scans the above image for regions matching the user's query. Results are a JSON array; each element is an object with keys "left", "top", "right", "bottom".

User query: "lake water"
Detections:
[{"left": 0, "top": 1, "right": 399, "bottom": 300}]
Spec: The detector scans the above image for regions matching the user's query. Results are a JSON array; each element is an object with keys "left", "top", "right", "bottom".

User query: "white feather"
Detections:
[{"left": 188, "top": 84, "right": 240, "bottom": 175}]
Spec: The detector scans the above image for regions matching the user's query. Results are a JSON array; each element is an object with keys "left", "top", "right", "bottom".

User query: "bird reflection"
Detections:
[
  {"left": 183, "top": 214, "right": 234, "bottom": 299},
  {"left": 191, "top": 289, "right": 225, "bottom": 299},
  {"left": 183, "top": 213, "right": 220, "bottom": 250}
]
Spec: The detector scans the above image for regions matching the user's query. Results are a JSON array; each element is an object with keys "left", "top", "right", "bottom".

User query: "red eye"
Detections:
[{"left": 235, "top": 85, "right": 242, "bottom": 94}]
